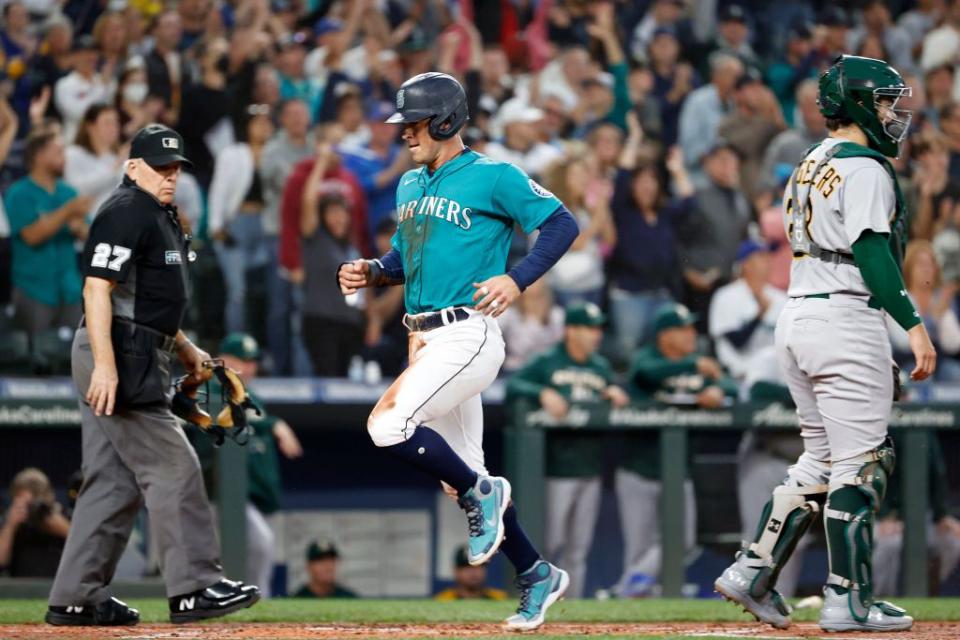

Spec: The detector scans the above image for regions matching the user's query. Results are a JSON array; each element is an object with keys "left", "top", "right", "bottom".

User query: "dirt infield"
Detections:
[{"left": 0, "top": 621, "right": 958, "bottom": 640}]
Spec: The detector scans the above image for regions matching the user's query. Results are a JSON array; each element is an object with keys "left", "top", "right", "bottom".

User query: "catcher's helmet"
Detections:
[
  {"left": 818, "top": 55, "right": 911, "bottom": 157},
  {"left": 386, "top": 72, "right": 469, "bottom": 140}
]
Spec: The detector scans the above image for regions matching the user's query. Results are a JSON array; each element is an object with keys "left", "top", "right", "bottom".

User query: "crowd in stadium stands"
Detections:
[
  {"left": 3, "top": 0, "right": 960, "bottom": 597},
  {"left": 0, "top": 0, "right": 958, "bottom": 386}
]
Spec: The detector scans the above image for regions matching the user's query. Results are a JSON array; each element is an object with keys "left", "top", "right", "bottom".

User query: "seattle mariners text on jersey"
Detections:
[{"left": 391, "top": 150, "right": 560, "bottom": 314}]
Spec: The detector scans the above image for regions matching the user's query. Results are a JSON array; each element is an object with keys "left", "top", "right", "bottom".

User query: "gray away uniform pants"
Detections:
[{"left": 49, "top": 329, "right": 223, "bottom": 606}]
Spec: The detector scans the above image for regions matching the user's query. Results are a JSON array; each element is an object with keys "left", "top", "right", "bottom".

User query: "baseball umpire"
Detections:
[
  {"left": 338, "top": 72, "right": 578, "bottom": 630},
  {"left": 714, "top": 56, "right": 936, "bottom": 632},
  {"left": 45, "top": 124, "right": 260, "bottom": 626}
]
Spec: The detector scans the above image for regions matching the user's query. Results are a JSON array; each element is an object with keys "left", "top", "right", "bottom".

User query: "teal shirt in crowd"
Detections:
[
  {"left": 4, "top": 177, "right": 81, "bottom": 306},
  {"left": 391, "top": 149, "right": 561, "bottom": 314}
]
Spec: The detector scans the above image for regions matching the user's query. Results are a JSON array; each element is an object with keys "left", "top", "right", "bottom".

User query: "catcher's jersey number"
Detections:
[{"left": 90, "top": 243, "right": 132, "bottom": 271}]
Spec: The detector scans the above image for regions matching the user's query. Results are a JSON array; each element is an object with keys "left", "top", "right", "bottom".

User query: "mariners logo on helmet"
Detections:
[{"left": 386, "top": 72, "right": 469, "bottom": 140}]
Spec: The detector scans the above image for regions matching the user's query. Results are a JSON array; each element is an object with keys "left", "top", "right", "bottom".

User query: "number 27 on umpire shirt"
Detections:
[
  {"left": 392, "top": 149, "right": 562, "bottom": 314},
  {"left": 81, "top": 177, "right": 191, "bottom": 336}
]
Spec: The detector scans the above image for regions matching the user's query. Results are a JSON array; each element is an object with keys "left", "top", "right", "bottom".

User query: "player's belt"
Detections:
[
  {"left": 403, "top": 307, "right": 471, "bottom": 332},
  {"left": 793, "top": 248, "right": 857, "bottom": 266},
  {"left": 801, "top": 293, "right": 882, "bottom": 310},
  {"left": 79, "top": 315, "right": 178, "bottom": 353}
]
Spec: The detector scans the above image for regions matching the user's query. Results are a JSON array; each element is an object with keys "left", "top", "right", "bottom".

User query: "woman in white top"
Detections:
[
  {"left": 887, "top": 240, "right": 960, "bottom": 384},
  {"left": 208, "top": 104, "right": 275, "bottom": 334},
  {"left": 540, "top": 155, "right": 617, "bottom": 308},
  {"left": 64, "top": 103, "right": 124, "bottom": 219},
  {"left": 497, "top": 279, "right": 565, "bottom": 373}
]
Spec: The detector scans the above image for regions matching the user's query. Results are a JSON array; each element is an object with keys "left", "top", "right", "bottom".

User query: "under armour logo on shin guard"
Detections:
[{"left": 768, "top": 519, "right": 782, "bottom": 534}]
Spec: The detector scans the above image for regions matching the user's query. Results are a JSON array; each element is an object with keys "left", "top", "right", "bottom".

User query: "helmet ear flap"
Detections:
[
  {"left": 427, "top": 115, "right": 454, "bottom": 140},
  {"left": 427, "top": 99, "right": 468, "bottom": 140}
]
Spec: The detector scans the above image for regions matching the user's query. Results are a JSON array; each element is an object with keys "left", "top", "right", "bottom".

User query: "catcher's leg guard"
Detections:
[
  {"left": 715, "top": 478, "right": 826, "bottom": 629},
  {"left": 716, "top": 447, "right": 829, "bottom": 631},
  {"left": 821, "top": 438, "right": 911, "bottom": 631},
  {"left": 743, "top": 482, "right": 827, "bottom": 597}
]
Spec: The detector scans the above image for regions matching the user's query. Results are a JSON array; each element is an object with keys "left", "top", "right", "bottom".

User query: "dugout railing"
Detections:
[
  {"left": 505, "top": 399, "right": 960, "bottom": 598},
  {"left": 0, "top": 379, "right": 956, "bottom": 598}
]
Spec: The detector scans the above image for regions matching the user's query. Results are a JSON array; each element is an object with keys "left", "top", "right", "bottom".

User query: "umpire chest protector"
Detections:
[
  {"left": 84, "top": 176, "right": 192, "bottom": 336},
  {"left": 81, "top": 176, "right": 194, "bottom": 406}
]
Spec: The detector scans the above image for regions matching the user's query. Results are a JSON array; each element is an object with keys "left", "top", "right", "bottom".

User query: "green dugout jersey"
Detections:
[
  {"left": 506, "top": 343, "right": 615, "bottom": 478},
  {"left": 392, "top": 149, "right": 562, "bottom": 314},
  {"left": 621, "top": 345, "right": 737, "bottom": 479}
]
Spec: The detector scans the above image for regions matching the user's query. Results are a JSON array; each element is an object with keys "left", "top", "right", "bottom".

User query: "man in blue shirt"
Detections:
[
  {"left": 5, "top": 129, "right": 91, "bottom": 337},
  {"left": 339, "top": 102, "right": 411, "bottom": 237}
]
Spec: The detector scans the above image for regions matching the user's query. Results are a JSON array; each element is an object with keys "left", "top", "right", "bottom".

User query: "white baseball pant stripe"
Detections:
[{"left": 368, "top": 310, "right": 505, "bottom": 476}]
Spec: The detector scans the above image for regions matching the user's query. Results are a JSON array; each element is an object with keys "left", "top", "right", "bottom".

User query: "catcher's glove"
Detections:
[{"left": 171, "top": 359, "right": 260, "bottom": 446}]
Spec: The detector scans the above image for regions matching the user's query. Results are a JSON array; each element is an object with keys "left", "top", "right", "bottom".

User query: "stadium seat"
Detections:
[
  {"left": 30, "top": 328, "right": 74, "bottom": 375},
  {"left": 0, "top": 329, "right": 31, "bottom": 375}
]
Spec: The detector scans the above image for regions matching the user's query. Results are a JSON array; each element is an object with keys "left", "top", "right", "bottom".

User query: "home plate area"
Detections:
[{"left": 2, "top": 621, "right": 958, "bottom": 639}]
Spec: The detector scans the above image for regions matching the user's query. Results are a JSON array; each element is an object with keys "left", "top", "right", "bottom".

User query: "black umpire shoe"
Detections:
[
  {"left": 169, "top": 578, "right": 260, "bottom": 624},
  {"left": 45, "top": 597, "right": 140, "bottom": 626}
]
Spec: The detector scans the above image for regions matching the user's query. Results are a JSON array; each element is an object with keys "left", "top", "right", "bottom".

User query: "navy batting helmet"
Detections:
[{"left": 386, "top": 72, "right": 469, "bottom": 140}]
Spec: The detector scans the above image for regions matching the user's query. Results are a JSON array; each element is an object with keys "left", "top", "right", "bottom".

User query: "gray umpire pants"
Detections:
[{"left": 49, "top": 329, "right": 223, "bottom": 606}]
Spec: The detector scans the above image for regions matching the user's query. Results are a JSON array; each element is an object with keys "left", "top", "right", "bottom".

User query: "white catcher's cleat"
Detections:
[
  {"left": 714, "top": 557, "right": 792, "bottom": 630},
  {"left": 818, "top": 586, "right": 913, "bottom": 632}
]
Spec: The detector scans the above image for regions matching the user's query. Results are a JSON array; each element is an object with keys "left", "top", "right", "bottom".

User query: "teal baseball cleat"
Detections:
[
  {"left": 504, "top": 561, "right": 570, "bottom": 631},
  {"left": 459, "top": 475, "right": 511, "bottom": 565}
]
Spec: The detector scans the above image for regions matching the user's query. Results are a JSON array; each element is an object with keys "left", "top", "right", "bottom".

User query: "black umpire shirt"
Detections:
[{"left": 81, "top": 175, "right": 191, "bottom": 337}]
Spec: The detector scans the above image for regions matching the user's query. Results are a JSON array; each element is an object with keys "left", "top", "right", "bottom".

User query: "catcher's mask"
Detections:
[
  {"left": 170, "top": 359, "right": 260, "bottom": 446},
  {"left": 817, "top": 54, "right": 912, "bottom": 158}
]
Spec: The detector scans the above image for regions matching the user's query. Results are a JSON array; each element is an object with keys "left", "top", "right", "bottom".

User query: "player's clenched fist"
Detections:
[
  {"left": 472, "top": 275, "right": 521, "bottom": 317},
  {"left": 338, "top": 259, "right": 370, "bottom": 294}
]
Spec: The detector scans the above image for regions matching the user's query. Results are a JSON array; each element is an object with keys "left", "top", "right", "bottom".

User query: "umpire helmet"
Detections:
[
  {"left": 386, "top": 72, "right": 469, "bottom": 140},
  {"left": 818, "top": 55, "right": 912, "bottom": 157}
]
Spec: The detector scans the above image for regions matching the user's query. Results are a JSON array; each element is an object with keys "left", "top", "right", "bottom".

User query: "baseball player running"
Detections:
[
  {"left": 714, "top": 55, "right": 937, "bottom": 632},
  {"left": 337, "top": 72, "right": 579, "bottom": 630}
]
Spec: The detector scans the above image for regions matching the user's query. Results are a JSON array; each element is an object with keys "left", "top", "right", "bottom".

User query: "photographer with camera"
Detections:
[{"left": 0, "top": 468, "right": 70, "bottom": 577}]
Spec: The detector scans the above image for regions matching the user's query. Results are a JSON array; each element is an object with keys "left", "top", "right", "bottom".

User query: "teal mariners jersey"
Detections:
[{"left": 392, "top": 148, "right": 562, "bottom": 314}]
